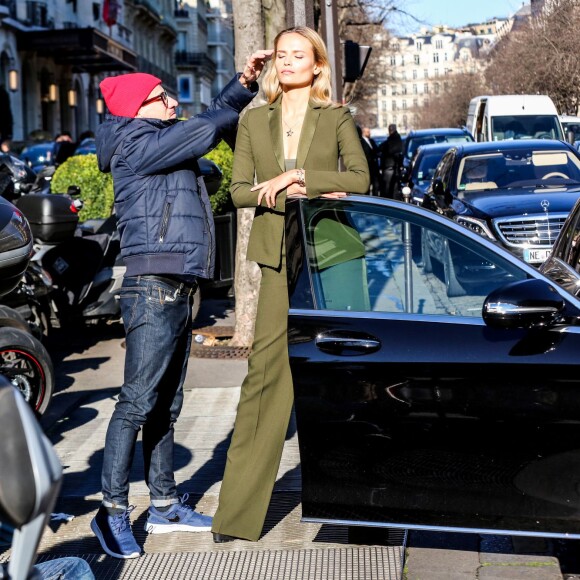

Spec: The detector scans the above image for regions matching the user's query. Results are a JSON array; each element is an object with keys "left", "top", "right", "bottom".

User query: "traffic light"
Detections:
[{"left": 342, "top": 40, "right": 372, "bottom": 83}]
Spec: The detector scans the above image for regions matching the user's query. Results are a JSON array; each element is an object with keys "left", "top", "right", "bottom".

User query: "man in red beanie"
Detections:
[{"left": 90, "top": 50, "right": 272, "bottom": 559}]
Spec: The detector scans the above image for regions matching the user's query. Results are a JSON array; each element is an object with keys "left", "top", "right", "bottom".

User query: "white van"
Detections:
[{"left": 466, "top": 95, "right": 564, "bottom": 142}]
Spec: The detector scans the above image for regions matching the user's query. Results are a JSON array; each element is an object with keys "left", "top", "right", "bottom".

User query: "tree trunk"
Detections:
[
  {"left": 229, "top": 0, "right": 265, "bottom": 347},
  {"left": 230, "top": 0, "right": 287, "bottom": 347}
]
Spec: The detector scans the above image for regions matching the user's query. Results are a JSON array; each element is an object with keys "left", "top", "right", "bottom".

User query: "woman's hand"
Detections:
[
  {"left": 251, "top": 171, "right": 295, "bottom": 208},
  {"left": 239, "top": 50, "right": 274, "bottom": 87}
]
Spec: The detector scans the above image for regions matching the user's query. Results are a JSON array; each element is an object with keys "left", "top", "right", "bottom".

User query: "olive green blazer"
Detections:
[{"left": 230, "top": 96, "right": 370, "bottom": 268}]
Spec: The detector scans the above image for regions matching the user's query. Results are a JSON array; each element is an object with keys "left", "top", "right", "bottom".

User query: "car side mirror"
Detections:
[
  {"left": 482, "top": 279, "right": 565, "bottom": 329},
  {"left": 432, "top": 178, "right": 452, "bottom": 208}
]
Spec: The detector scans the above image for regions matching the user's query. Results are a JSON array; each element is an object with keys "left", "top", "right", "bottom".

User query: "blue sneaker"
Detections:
[
  {"left": 145, "top": 493, "right": 212, "bottom": 534},
  {"left": 90, "top": 504, "right": 141, "bottom": 559}
]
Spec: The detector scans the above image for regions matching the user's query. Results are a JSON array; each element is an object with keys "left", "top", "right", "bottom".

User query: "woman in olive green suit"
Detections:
[{"left": 211, "top": 26, "right": 370, "bottom": 543}]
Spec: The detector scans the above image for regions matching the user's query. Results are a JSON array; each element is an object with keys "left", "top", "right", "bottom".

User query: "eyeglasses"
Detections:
[{"left": 141, "top": 90, "right": 169, "bottom": 108}]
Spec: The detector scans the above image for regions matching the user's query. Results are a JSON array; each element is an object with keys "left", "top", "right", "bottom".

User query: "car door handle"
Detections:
[{"left": 315, "top": 331, "right": 381, "bottom": 356}]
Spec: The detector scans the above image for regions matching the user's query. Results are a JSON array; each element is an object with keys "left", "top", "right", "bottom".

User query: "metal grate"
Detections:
[
  {"left": 35, "top": 547, "right": 403, "bottom": 580},
  {"left": 495, "top": 214, "right": 568, "bottom": 247},
  {"left": 189, "top": 345, "right": 251, "bottom": 359}
]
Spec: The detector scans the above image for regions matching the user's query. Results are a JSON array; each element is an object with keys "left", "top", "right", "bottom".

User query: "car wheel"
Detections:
[
  {"left": 0, "top": 326, "right": 54, "bottom": 415},
  {"left": 421, "top": 231, "right": 433, "bottom": 273},
  {"left": 444, "top": 243, "right": 466, "bottom": 297}
]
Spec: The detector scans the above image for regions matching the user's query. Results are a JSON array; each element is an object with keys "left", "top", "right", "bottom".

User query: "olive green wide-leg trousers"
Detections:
[{"left": 211, "top": 258, "right": 294, "bottom": 541}]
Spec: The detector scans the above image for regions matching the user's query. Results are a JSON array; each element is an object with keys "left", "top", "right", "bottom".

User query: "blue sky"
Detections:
[{"left": 394, "top": 0, "right": 524, "bottom": 34}]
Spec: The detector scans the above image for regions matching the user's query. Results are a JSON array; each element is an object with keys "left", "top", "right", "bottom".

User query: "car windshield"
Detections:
[
  {"left": 407, "top": 134, "right": 472, "bottom": 159},
  {"left": 456, "top": 149, "right": 580, "bottom": 192},
  {"left": 413, "top": 151, "right": 446, "bottom": 183},
  {"left": 491, "top": 115, "right": 564, "bottom": 141}
]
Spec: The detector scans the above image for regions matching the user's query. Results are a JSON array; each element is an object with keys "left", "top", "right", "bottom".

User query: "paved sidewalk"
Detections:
[{"left": 2, "top": 297, "right": 578, "bottom": 579}]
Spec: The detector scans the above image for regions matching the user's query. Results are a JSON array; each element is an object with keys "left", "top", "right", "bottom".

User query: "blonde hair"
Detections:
[{"left": 262, "top": 27, "right": 334, "bottom": 106}]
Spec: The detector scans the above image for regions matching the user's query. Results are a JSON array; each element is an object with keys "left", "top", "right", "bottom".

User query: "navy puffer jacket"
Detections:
[{"left": 96, "top": 75, "right": 256, "bottom": 280}]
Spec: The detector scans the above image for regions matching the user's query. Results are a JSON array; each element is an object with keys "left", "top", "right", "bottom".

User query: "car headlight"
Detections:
[{"left": 455, "top": 216, "right": 496, "bottom": 240}]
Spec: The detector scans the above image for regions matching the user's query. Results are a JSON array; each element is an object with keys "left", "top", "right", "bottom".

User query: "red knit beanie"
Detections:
[{"left": 100, "top": 73, "right": 162, "bottom": 118}]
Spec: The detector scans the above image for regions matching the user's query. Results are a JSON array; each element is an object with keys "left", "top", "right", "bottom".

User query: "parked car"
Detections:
[
  {"left": 401, "top": 127, "right": 473, "bottom": 178},
  {"left": 19, "top": 142, "right": 54, "bottom": 173},
  {"left": 421, "top": 139, "right": 580, "bottom": 270},
  {"left": 466, "top": 94, "right": 564, "bottom": 142},
  {"left": 560, "top": 115, "right": 580, "bottom": 150},
  {"left": 74, "top": 137, "right": 97, "bottom": 155},
  {"left": 286, "top": 194, "right": 580, "bottom": 539},
  {"left": 404, "top": 142, "right": 452, "bottom": 204},
  {"left": 541, "top": 194, "right": 580, "bottom": 296}
]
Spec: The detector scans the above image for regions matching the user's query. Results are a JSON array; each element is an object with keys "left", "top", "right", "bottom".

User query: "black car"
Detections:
[
  {"left": 422, "top": 139, "right": 580, "bottom": 273},
  {"left": 401, "top": 127, "right": 473, "bottom": 177},
  {"left": 404, "top": 142, "right": 452, "bottom": 204},
  {"left": 541, "top": 195, "right": 580, "bottom": 296},
  {"left": 286, "top": 195, "right": 580, "bottom": 539}
]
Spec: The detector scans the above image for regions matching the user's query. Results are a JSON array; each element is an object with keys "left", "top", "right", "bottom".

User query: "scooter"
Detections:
[
  {"left": 13, "top": 192, "right": 124, "bottom": 329},
  {"left": 0, "top": 195, "right": 54, "bottom": 415}
]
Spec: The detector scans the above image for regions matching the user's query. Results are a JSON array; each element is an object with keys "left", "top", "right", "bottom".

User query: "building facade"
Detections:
[
  {"left": 207, "top": 0, "right": 234, "bottom": 95},
  {"left": 0, "top": 0, "right": 139, "bottom": 143},
  {"left": 174, "top": 0, "right": 216, "bottom": 117},
  {"left": 0, "top": 0, "right": 234, "bottom": 144},
  {"left": 376, "top": 23, "right": 503, "bottom": 132}
]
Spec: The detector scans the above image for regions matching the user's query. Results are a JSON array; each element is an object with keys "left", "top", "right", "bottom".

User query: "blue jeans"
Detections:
[
  {"left": 35, "top": 556, "right": 94, "bottom": 579},
  {"left": 101, "top": 275, "right": 196, "bottom": 507}
]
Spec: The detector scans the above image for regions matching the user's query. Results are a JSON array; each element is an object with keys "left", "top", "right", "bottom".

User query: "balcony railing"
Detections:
[
  {"left": 139, "top": 57, "right": 177, "bottom": 93},
  {"left": 175, "top": 51, "right": 216, "bottom": 78},
  {"left": 175, "top": 51, "right": 215, "bottom": 67}
]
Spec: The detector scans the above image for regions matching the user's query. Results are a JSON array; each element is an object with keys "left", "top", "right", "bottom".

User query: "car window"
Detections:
[
  {"left": 413, "top": 151, "right": 446, "bottom": 183},
  {"left": 303, "top": 202, "right": 528, "bottom": 316},
  {"left": 491, "top": 115, "right": 563, "bottom": 141},
  {"left": 446, "top": 135, "right": 473, "bottom": 144},
  {"left": 407, "top": 133, "right": 470, "bottom": 159},
  {"left": 455, "top": 149, "right": 580, "bottom": 191}
]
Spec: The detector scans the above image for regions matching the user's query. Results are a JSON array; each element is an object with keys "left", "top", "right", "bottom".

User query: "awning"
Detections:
[{"left": 17, "top": 27, "right": 137, "bottom": 73}]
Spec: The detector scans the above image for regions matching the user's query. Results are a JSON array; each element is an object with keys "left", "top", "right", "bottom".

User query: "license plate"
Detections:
[{"left": 523, "top": 248, "right": 551, "bottom": 264}]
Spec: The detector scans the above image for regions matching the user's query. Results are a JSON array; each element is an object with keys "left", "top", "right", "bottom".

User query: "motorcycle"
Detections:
[
  {"left": 0, "top": 152, "right": 122, "bottom": 331},
  {"left": 0, "top": 195, "right": 54, "bottom": 415},
  {"left": 12, "top": 191, "right": 124, "bottom": 330}
]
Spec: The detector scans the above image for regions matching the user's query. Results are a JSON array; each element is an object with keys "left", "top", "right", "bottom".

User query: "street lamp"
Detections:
[
  {"left": 67, "top": 88, "right": 77, "bottom": 108},
  {"left": 48, "top": 82, "right": 57, "bottom": 103},
  {"left": 8, "top": 67, "right": 18, "bottom": 92}
]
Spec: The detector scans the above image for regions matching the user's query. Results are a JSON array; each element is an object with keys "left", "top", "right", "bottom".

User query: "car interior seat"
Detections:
[{"left": 462, "top": 160, "right": 497, "bottom": 191}]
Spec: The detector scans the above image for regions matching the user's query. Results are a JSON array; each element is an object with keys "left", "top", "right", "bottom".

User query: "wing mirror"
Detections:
[
  {"left": 483, "top": 279, "right": 565, "bottom": 329},
  {"left": 0, "top": 377, "right": 62, "bottom": 580},
  {"left": 432, "top": 178, "right": 452, "bottom": 208}
]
